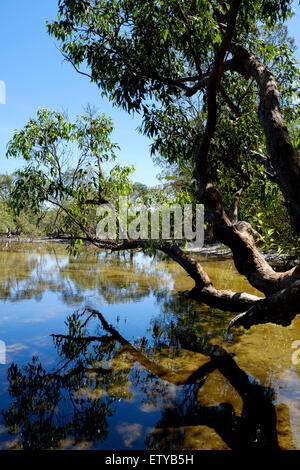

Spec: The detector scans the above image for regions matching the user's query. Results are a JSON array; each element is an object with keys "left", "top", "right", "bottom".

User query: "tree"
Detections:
[
  {"left": 7, "top": 107, "right": 137, "bottom": 248},
  {"left": 0, "top": 173, "right": 47, "bottom": 236},
  {"left": 8, "top": 0, "right": 300, "bottom": 328}
]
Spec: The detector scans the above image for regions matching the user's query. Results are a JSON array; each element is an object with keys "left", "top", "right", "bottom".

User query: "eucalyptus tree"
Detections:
[
  {"left": 7, "top": 0, "right": 300, "bottom": 328},
  {"left": 7, "top": 108, "right": 136, "bottom": 248}
]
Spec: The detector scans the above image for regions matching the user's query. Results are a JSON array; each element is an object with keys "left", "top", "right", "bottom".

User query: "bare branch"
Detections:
[
  {"left": 60, "top": 49, "right": 93, "bottom": 80},
  {"left": 185, "top": 76, "right": 209, "bottom": 97},
  {"left": 230, "top": 184, "right": 249, "bottom": 224},
  {"left": 229, "top": 280, "right": 300, "bottom": 329}
]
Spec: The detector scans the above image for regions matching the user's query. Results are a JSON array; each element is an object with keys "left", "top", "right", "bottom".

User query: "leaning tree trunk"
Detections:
[
  {"left": 187, "top": 2, "right": 300, "bottom": 327},
  {"left": 111, "top": 13, "right": 300, "bottom": 328}
]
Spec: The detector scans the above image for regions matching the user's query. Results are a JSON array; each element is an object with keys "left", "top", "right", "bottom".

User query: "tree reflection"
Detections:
[
  {"left": 2, "top": 310, "right": 134, "bottom": 449},
  {"left": 145, "top": 344, "right": 279, "bottom": 450},
  {"left": 2, "top": 307, "right": 286, "bottom": 450},
  {"left": 0, "top": 244, "right": 174, "bottom": 304}
]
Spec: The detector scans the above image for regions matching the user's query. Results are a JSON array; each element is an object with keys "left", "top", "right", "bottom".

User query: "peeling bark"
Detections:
[
  {"left": 201, "top": 184, "right": 300, "bottom": 296},
  {"left": 190, "top": 1, "right": 297, "bottom": 300},
  {"left": 189, "top": 284, "right": 262, "bottom": 312}
]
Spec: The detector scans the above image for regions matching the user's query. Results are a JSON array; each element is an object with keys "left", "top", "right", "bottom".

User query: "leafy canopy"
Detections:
[
  {"left": 47, "top": 0, "right": 295, "bottom": 113},
  {"left": 46, "top": 1, "right": 299, "bottom": 183}
]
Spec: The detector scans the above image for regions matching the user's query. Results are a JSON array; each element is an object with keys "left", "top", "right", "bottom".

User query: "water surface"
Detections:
[{"left": 0, "top": 241, "right": 299, "bottom": 450}]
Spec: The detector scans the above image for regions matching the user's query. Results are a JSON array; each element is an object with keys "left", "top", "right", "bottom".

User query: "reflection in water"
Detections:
[
  {"left": 0, "top": 242, "right": 261, "bottom": 305},
  {"left": 2, "top": 312, "right": 128, "bottom": 450},
  {"left": 2, "top": 308, "right": 281, "bottom": 450},
  {"left": 0, "top": 242, "right": 299, "bottom": 450},
  {"left": 0, "top": 243, "right": 174, "bottom": 304}
]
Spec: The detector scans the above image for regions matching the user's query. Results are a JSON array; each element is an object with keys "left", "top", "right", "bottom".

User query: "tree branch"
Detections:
[
  {"left": 230, "top": 184, "right": 249, "bottom": 224},
  {"left": 175, "top": 2, "right": 203, "bottom": 77},
  {"left": 219, "top": 83, "right": 242, "bottom": 117},
  {"left": 195, "top": 0, "right": 242, "bottom": 189},
  {"left": 241, "top": 145, "right": 279, "bottom": 183},
  {"left": 229, "top": 280, "right": 300, "bottom": 329}
]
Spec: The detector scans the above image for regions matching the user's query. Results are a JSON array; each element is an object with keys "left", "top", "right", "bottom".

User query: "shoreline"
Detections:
[{"left": 0, "top": 236, "right": 70, "bottom": 244}]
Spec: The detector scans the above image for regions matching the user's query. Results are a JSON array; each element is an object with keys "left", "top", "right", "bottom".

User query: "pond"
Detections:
[{"left": 0, "top": 241, "right": 299, "bottom": 450}]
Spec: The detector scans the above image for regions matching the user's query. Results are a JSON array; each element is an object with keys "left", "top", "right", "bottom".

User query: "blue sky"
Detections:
[{"left": 0, "top": 0, "right": 299, "bottom": 186}]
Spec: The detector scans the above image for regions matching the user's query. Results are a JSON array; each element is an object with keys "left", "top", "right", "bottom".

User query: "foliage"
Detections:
[
  {"left": 3, "top": 1, "right": 299, "bottom": 254},
  {"left": 0, "top": 174, "right": 46, "bottom": 236},
  {"left": 47, "top": 0, "right": 295, "bottom": 112},
  {"left": 6, "top": 108, "right": 136, "bottom": 247},
  {"left": 2, "top": 309, "right": 133, "bottom": 449}
]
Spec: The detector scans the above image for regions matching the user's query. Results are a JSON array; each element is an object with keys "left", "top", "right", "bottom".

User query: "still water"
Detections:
[{"left": 0, "top": 241, "right": 299, "bottom": 450}]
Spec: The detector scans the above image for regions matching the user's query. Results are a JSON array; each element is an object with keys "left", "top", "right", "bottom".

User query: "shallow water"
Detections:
[{"left": 0, "top": 241, "right": 299, "bottom": 450}]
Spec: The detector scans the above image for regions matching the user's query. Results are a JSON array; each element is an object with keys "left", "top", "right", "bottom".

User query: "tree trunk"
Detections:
[
  {"left": 201, "top": 184, "right": 300, "bottom": 296},
  {"left": 229, "top": 280, "right": 300, "bottom": 329},
  {"left": 231, "top": 44, "right": 300, "bottom": 233}
]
